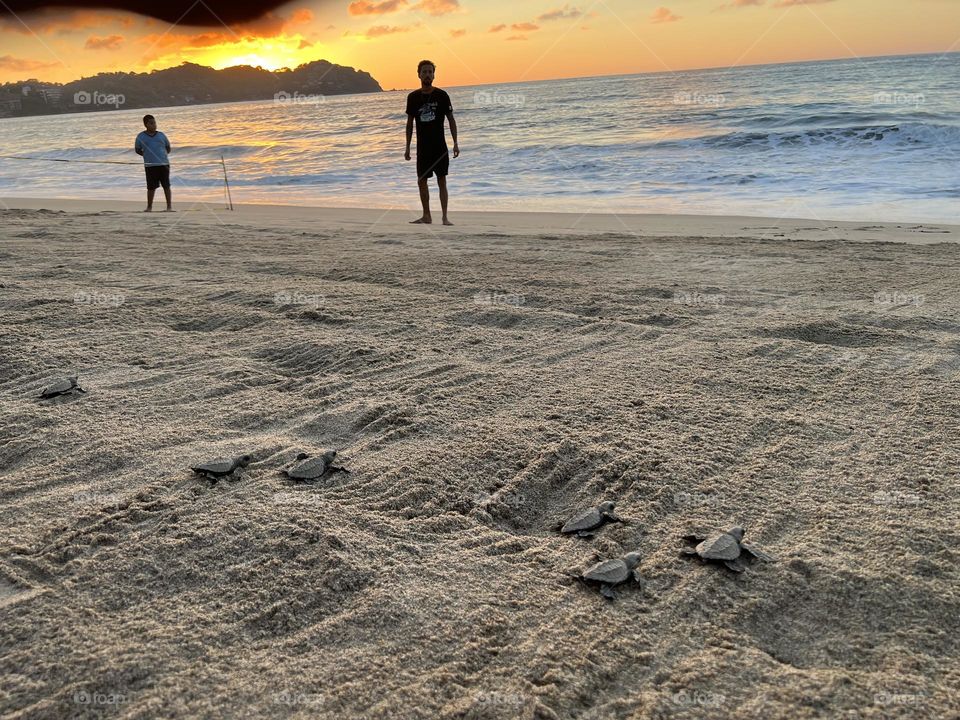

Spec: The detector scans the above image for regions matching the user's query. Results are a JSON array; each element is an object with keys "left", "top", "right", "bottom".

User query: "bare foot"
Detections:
[
  {"left": 144, "top": 208, "right": 152, "bottom": 212},
  {"left": 442, "top": 217, "right": 454, "bottom": 226},
  {"left": 410, "top": 216, "right": 432, "bottom": 224}
]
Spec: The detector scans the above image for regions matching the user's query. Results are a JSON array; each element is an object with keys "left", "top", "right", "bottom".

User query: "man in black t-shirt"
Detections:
[{"left": 405, "top": 59, "right": 459, "bottom": 225}]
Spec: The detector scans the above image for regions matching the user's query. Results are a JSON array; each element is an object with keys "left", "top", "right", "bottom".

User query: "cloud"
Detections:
[
  {"left": 412, "top": 0, "right": 460, "bottom": 16},
  {"left": 84, "top": 33, "right": 125, "bottom": 49},
  {"left": 362, "top": 23, "right": 417, "bottom": 37},
  {"left": 772, "top": 0, "right": 836, "bottom": 5},
  {"left": 511, "top": 22, "right": 539, "bottom": 31},
  {"left": 715, "top": 0, "right": 764, "bottom": 8},
  {"left": 538, "top": 5, "right": 581, "bottom": 22},
  {"left": 449, "top": 28, "right": 466, "bottom": 38},
  {"left": 348, "top": 0, "right": 407, "bottom": 16},
  {"left": 0, "top": 9, "right": 135, "bottom": 35},
  {"left": 489, "top": 23, "right": 506, "bottom": 32},
  {"left": 298, "top": 39, "right": 313, "bottom": 48},
  {"left": 506, "top": 34, "right": 527, "bottom": 41},
  {"left": 1, "top": 0, "right": 296, "bottom": 27},
  {"left": 650, "top": 6, "right": 681, "bottom": 23},
  {"left": 0, "top": 54, "right": 61, "bottom": 71}
]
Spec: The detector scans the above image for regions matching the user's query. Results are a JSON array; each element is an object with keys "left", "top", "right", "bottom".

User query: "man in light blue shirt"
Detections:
[{"left": 135, "top": 114, "right": 173, "bottom": 212}]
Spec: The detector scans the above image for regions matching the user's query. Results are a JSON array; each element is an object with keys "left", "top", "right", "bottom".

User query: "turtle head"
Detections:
[
  {"left": 323, "top": 449, "right": 338, "bottom": 460},
  {"left": 727, "top": 526, "right": 745, "bottom": 542},
  {"left": 237, "top": 454, "right": 253, "bottom": 467},
  {"left": 623, "top": 552, "right": 642, "bottom": 569},
  {"left": 598, "top": 501, "right": 616, "bottom": 514},
  {"left": 295, "top": 452, "right": 310, "bottom": 461}
]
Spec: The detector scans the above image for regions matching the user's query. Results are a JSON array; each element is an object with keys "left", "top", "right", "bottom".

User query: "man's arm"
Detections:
[
  {"left": 447, "top": 109, "right": 459, "bottom": 158},
  {"left": 405, "top": 114, "right": 413, "bottom": 161},
  {"left": 164, "top": 133, "right": 171, "bottom": 153},
  {"left": 135, "top": 135, "right": 144, "bottom": 156}
]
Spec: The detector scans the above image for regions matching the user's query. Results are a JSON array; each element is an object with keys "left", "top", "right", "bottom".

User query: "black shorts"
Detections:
[
  {"left": 144, "top": 165, "right": 170, "bottom": 190},
  {"left": 417, "top": 148, "right": 449, "bottom": 180}
]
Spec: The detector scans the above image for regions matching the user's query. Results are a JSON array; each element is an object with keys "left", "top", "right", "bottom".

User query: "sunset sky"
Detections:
[{"left": 0, "top": 0, "right": 957, "bottom": 89}]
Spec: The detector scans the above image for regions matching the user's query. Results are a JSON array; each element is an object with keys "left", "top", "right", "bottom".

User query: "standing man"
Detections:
[
  {"left": 135, "top": 114, "right": 173, "bottom": 212},
  {"left": 405, "top": 60, "right": 459, "bottom": 225}
]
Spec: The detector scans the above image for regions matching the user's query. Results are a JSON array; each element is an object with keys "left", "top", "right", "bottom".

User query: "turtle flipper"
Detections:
[
  {"left": 741, "top": 542, "right": 774, "bottom": 562},
  {"left": 723, "top": 559, "right": 746, "bottom": 573},
  {"left": 600, "top": 584, "right": 615, "bottom": 600},
  {"left": 75, "top": 386, "right": 87, "bottom": 394},
  {"left": 330, "top": 465, "right": 351, "bottom": 474},
  {"left": 680, "top": 548, "right": 699, "bottom": 557},
  {"left": 576, "top": 530, "right": 597, "bottom": 539},
  {"left": 607, "top": 513, "right": 624, "bottom": 523},
  {"left": 683, "top": 533, "right": 706, "bottom": 543}
]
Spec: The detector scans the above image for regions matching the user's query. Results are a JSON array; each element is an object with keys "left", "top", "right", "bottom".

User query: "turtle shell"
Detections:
[
  {"left": 287, "top": 451, "right": 336, "bottom": 480},
  {"left": 561, "top": 506, "right": 602, "bottom": 534},
  {"left": 696, "top": 532, "right": 741, "bottom": 560},
  {"left": 583, "top": 558, "right": 630, "bottom": 584},
  {"left": 192, "top": 457, "right": 240, "bottom": 475},
  {"left": 41, "top": 378, "right": 76, "bottom": 397}
]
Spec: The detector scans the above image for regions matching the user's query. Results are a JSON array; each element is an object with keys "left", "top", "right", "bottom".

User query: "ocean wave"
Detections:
[{"left": 659, "top": 123, "right": 960, "bottom": 152}]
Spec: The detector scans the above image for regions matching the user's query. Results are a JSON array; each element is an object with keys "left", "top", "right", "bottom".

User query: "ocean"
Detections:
[{"left": 1, "top": 52, "right": 957, "bottom": 222}]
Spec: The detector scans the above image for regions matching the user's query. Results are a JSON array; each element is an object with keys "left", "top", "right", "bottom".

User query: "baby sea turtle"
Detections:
[
  {"left": 578, "top": 551, "right": 643, "bottom": 600},
  {"left": 191, "top": 454, "right": 251, "bottom": 482},
  {"left": 283, "top": 450, "right": 349, "bottom": 482},
  {"left": 559, "top": 500, "right": 622, "bottom": 538},
  {"left": 681, "top": 526, "right": 774, "bottom": 573},
  {"left": 39, "top": 376, "right": 86, "bottom": 398}
]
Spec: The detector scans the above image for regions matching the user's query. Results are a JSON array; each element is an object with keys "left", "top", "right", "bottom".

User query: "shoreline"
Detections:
[{"left": 2, "top": 196, "right": 957, "bottom": 245}]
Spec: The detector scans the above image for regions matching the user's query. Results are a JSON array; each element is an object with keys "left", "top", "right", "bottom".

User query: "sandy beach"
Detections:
[{"left": 1, "top": 198, "right": 958, "bottom": 719}]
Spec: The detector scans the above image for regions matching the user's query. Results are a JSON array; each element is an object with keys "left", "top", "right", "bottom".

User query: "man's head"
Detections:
[
  {"left": 417, "top": 60, "right": 435, "bottom": 87},
  {"left": 143, "top": 114, "right": 157, "bottom": 131}
]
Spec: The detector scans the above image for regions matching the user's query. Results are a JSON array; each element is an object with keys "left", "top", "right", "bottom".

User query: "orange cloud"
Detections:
[
  {"left": 650, "top": 7, "right": 681, "bottom": 23},
  {"left": 85, "top": 34, "right": 125, "bottom": 50},
  {"left": 362, "top": 24, "right": 417, "bottom": 37},
  {"left": 538, "top": 5, "right": 582, "bottom": 22},
  {"left": 0, "top": 9, "right": 135, "bottom": 35},
  {"left": 348, "top": 0, "right": 408, "bottom": 16},
  {"left": 413, "top": 0, "right": 460, "bottom": 16},
  {"left": 773, "top": 0, "right": 836, "bottom": 5},
  {"left": 449, "top": 28, "right": 466, "bottom": 38},
  {"left": 489, "top": 23, "right": 507, "bottom": 32},
  {"left": 511, "top": 22, "right": 539, "bottom": 31},
  {"left": 0, "top": 54, "right": 62, "bottom": 71}
]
